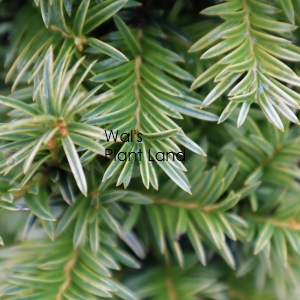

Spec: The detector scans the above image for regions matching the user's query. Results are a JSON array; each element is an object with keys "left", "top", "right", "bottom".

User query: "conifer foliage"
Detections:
[{"left": 0, "top": 0, "right": 300, "bottom": 299}]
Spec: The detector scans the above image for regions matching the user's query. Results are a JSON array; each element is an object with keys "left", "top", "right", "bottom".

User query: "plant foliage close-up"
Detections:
[{"left": 1, "top": 0, "right": 300, "bottom": 299}]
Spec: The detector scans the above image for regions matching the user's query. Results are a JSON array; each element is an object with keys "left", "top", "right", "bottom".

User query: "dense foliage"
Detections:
[{"left": 1, "top": 0, "right": 300, "bottom": 299}]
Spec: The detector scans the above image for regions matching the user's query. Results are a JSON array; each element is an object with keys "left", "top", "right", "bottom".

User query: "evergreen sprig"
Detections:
[
  {"left": 189, "top": 0, "right": 300, "bottom": 130},
  {"left": 0, "top": 0, "right": 300, "bottom": 299}
]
